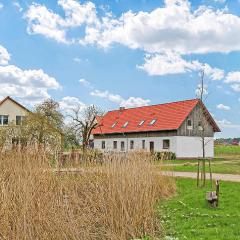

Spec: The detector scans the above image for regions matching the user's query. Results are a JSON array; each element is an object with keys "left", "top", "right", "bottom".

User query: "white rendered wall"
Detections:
[
  {"left": 175, "top": 136, "right": 214, "bottom": 158},
  {"left": 94, "top": 136, "right": 214, "bottom": 158},
  {"left": 94, "top": 136, "right": 177, "bottom": 153}
]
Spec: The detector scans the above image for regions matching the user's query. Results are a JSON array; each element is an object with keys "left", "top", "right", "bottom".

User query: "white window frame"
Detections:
[
  {"left": 149, "top": 119, "right": 157, "bottom": 125},
  {"left": 163, "top": 139, "right": 170, "bottom": 150},
  {"left": 139, "top": 120, "right": 145, "bottom": 126},
  {"left": 0, "top": 115, "right": 9, "bottom": 126}
]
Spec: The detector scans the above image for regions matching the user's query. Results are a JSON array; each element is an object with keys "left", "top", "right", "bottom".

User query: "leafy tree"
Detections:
[{"left": 24, "top": 99, "right": 64, "bottom": 148}]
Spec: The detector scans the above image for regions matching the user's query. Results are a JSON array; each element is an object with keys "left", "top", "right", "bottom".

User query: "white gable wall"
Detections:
[
  {"left": 0, "top": 98, "right": 27, "bottom": 124},
  {"left": 176, "top": 136, "right": 214, "bottom": 158},
  {"left": 94, "top": 136, "right": 214, "bottom": 158}
]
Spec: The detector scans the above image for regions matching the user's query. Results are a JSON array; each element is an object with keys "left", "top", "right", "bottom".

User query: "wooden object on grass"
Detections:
[{"left": 206, "top": 180, "right": 220, "bottom": 207}]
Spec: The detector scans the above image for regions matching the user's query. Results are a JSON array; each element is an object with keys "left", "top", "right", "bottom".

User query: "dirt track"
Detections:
[{"left": 162, "top": 171, "right": 240, "bottom": 182}]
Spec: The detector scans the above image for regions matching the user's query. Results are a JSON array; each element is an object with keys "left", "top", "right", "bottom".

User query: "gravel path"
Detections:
[{"left": 162, "top": 171, "right": 240, "bottom": 182}]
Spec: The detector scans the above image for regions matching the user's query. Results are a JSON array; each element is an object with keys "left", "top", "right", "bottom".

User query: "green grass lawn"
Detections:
[
  {"left": 162, "top": 162, "right": 240, "bottom": 175},
  {"left": 159, "top": 178, "right": 240, "bottom": 240},
  {"left": 215, "top": 145, "right": 240, "bottom": 156},
  {"left": 157, "top": 146, "right": 240, "bottom": 175}
]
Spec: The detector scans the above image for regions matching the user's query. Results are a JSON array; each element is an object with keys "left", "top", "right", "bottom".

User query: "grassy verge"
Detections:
[
  {"left": 215, "top": 145, "right": 240, "bottom": 156},
  {"left": 159, "top": 178, "right": 240, "bottom": 240},
  {"left": 162, "top": 162, "right": 240, "bottom": 175}
]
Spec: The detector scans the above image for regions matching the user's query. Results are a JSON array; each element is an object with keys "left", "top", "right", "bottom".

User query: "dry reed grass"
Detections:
[{"left": 0, "top": 149, "right": 175, "bottom": 240}]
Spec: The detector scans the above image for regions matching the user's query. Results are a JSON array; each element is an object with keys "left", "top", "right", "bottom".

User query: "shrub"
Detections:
[
  {"left": 0, "top": 149, "right": 175, "bottom": 239},
  {"left": 153, "top": 151, "right": 176, "bottom": 161}
]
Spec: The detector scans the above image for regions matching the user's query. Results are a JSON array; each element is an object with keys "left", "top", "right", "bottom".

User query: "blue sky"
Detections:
[{"left": 1, "top": 0, "right": 240, "bottom": 137}]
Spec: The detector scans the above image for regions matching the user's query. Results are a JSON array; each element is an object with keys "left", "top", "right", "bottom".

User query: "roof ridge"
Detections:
[
  {"left": 107, "top": 98, "right": 199, "bottom": 113},
  {"left": 0, "top": 96, "right": 30, "bottom": 112}
]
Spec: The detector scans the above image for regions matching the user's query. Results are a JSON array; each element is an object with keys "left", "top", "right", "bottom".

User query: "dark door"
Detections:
[{"left": 149, "top": 141, "right": 154, "bottom": 152}]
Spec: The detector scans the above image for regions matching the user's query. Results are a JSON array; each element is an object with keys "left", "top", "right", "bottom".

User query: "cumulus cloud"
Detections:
[
  {"left": 225, "top": 71, "right": 240, "bottom": 83},
  {"left": 59, "top": 96, "right": 86, "bottom": 113},
  {"left": 138, "top": 52, "right": 224, "bottom": 80},
  {"left": 0, "top": 44, "right": 61, "bottom": 105},
  {"left": 90, "top": 89, "right": 150, "bottom": 108},
  {"left": 25, "top": 0, "right": 240, "bottom": 82},
  {"left": 80, "top": 0, "right": 240, "bottom": 54},
  {"left": 24, "top": 0, "right": 99, "bottom": 43},
  {"left": 24, "top": 0, "right": 240, "bottom": 55},
  {"left": 0, "top": 45, "right": 10, "bottom": 65},
  {"left": 216, "top": 103, "right": 230, "bottom": 111}
]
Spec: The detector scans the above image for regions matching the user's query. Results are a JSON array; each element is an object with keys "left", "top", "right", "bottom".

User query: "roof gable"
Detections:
[
  {"left": 0, "top": 96, "right": 29, "bottom": 112},
  {"left": 94, "top": 99, "right": 207, "bottom": 135},
  {"left": 93, "top": 99, "right": 220, "bottom": 135}
]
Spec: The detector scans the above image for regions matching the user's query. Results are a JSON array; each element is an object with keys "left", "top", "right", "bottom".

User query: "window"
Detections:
[
  {"left": 142, "top": 140, "right": 145, "bottom": 149},
  {"left": 121, "top": 141, "right": 125, "bottom": 151},
  {"left": 16, "top": 116, "right": 24, "bottom": 126},
  {"left": 130, "top": 140, "right": 134, "bottom": 150},
  {"left": 122, "top": 121, "right": 129, "bottom": 128},
  {"left": 163, "top": 139, "right": 170, "bottom": 149},
  {"left": 111, "top": 122, "right": 117, "bottom": 128},
  {"left": 149, "top": 119, "right": 157, "bottom": 125},
  {"left": 0, "top": 115, "right": 8, "bottom": 125},
  {"left": 139, "top": 120, "right": 145, "bottom": 126},
  {"left": 113, "top": 141, "right": 117, "bottom": 149},
  {"left": 150, "top": 141, "right": 154, "bottom": 152},
  {"left": 187, "top": 119, "right": 192, "bottom": 130},
  {"left": 101, "top": 141, "right": 105, "bottom": 149},
  {"left": 198, "top": 121, "right": 203, "bottom": 131}
]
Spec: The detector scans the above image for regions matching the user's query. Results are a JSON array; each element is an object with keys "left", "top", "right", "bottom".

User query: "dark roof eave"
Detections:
[{"left": 93, "top": 128, "right": 178, "bottom": 136}]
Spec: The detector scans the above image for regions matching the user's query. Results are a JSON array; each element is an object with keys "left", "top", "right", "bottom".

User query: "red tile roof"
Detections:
[{"left": 92, "top": 99, "right": 220, "bottom": 135}]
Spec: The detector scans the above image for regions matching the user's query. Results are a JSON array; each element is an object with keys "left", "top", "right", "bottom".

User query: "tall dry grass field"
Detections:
[{"left": 0, "top": 150, "right": 175, "bottom": 240}]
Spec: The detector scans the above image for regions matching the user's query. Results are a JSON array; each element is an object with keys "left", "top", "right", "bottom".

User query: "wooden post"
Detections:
[
  {"left": 197, "top": 159, "right": 200, "bottom": 187},
  {"left": 209, "top": 159, "right": 213, "bottom": 189},
  {"left": 216, "top": 180, "right": 220, "bottom": 207}
]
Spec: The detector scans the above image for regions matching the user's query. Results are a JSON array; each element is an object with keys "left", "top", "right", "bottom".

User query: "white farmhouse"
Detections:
[
  {"left": 0, "top": 96, "right": 29, "bottom": 127},
  {"left": 92, "top": 99, "right": 220, "bottom": 158}
]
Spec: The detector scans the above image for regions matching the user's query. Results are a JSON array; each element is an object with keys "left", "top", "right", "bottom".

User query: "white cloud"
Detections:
[
  {"left": 81, "top": 0, "right": 240, "bottom": 54},
  {"left": 224, "top": 71, "right": 240, "bottom": 83},
  {"left": 216, "top": 118, "right": 240, "bottom": 128},
  {"left": 90, "top": 89, "right": 150, "bottom": 108},
  {"left": 0, "top": 44, "right": 61, "bottom": 106},
  {"left": 79, "top": 78, "right": 93, "bottom": 89},
  {"left": 0, "top": 45, "right": 10, "bottom": 65},
  {"left": 0, "top": 2, "right": 3, "bottom": 10},
  {"left": 231, "top": 84, "right": 240, "bottom": 92},
  {"left": 213, "top": 0, "right": 226, "bottom": 3},
  {"left": 195, "top": 84, "right": 208, "bottom": 98},
  {"left": 217, "top": 103, "right": 230, "bottom": 111},
  {"left": 59, "top": 96, "right": 86, "bottom": 114},
  {"left": 0, "top": 65, "right": 61, "bottom": 105},
  {"left": 138, "top": 52, "right": 198, "bottom": 76},
  {"left": 24, "top": 0, "right": 240, "bottom": 55},
  {"left": 13, "top": 1, "right": 23, "bottom": 12},
  {"left": 24, "top": 0, "right": 99, "bottom": 44},
  {"left": 138, "top": 52, "right": 224, "bottom": 80}
]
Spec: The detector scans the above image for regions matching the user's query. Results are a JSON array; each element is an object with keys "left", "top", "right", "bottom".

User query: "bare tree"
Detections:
[
  {"left": 69, "top": 105, "right": 103, "bottom": 151},
  {"left": 196, "top": 69, "right": 213, "bottom": 187}
]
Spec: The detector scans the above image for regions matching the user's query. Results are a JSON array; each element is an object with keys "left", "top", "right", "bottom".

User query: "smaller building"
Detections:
[
  {"left": 0, "top": 96, "right": 29, "bottom": 127},
  {"left": 92, "top": 99, "right": 220, "bottom": 158}
]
